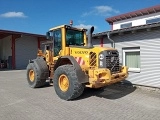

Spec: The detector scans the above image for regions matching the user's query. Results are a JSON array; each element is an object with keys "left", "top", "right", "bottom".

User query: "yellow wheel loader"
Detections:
[{"left": 26, "top": 24, "right": 128, "bottom": 100}]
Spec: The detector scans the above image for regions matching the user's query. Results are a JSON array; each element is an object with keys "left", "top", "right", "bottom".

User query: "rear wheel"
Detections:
[
  {"left": 26, "top": 62, "right": 46, "bottom": 88},
  {"left": 28, "top": 69, "right": 35, "bottom": 82},
  {"left": 53, "top": 65, "right": 84, "bottom": 100}
]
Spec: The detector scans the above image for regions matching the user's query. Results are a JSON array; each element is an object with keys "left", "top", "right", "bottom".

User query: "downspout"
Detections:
[{"left": 107, "top": 32, "right": 115, "bottom": 48}]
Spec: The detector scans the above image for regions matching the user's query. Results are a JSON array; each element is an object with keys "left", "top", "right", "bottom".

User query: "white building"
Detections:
[
  {"left": 106, "top": 5, "right": 160, "bottom": 30},
  {"left": 93, "top": 5, "right": 160, "bottom": 88}
]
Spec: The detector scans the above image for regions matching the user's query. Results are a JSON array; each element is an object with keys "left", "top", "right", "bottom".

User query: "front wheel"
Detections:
[{"left": 53, "top": 65, "right": 84, "bottom": 100}]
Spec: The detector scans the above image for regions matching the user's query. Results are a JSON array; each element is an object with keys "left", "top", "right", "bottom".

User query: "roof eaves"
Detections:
[
  {"left": 110, "top": 22, "right": 160, "bottom": 34},
  {"left": 0, "top": 29, "right": 45, "bottom": 37},
  {"left": 106, "top": 5, "right": 160, "bottom": 24},
  {"left": 93, "top": 22, "right": 160, "bottom": 38}
]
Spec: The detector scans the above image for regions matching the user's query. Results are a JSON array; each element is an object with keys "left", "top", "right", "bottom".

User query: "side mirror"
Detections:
[
  {"left": 46, "top": 32, "right": 51, "bottom": 40},
  {"left": 81, "top": 43, "right": 85, "bottom": 46}
]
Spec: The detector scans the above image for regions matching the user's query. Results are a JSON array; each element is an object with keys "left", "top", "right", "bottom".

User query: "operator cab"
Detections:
[{"left": 46, "top": 25, "right": 87, "bottom": 56}]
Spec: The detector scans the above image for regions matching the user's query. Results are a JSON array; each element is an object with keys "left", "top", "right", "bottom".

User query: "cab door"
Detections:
[{"left": 52, "top": 28, "right": 62, "bottom": 57}]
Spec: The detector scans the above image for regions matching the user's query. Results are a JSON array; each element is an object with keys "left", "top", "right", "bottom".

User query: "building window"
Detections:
[
  {"left": 123, "top": 47, "right": 140, "bottom": 72},
  {"left": 120, "top": 22, "right": 132, "bottom": 29},
  {"left": 146, "top": 17, "right": 160, "bottom": 24}
]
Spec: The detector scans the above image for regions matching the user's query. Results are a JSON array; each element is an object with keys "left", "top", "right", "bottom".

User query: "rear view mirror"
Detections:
[{"left": 46, "top": 32, "right": 51, "bottom": 40}]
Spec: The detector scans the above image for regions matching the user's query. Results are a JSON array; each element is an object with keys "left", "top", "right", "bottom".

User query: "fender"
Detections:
[
  {"left": 54, "top": 56, "right": 89, "bottom": 83},
  {"left": 30, "top": 57, "right": 49, "bottom": 79}
]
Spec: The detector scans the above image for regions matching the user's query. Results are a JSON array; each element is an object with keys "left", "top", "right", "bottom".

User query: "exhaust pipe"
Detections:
[{"left": 88, "top": 26, "right": 94, "bottom": 48}]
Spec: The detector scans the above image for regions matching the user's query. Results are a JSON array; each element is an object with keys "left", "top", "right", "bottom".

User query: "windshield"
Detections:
[{"left": 66, "top": 29, "right": 84, "bottom": 46}]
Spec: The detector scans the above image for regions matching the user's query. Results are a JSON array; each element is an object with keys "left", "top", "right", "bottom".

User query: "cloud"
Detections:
[
  {"left": 0, "top": 12, "right": 27, "bottom": 18},
  {"left": 82, "top": 5, "right": 119, "bottom": 17},
  {"left": 77, "top": 20, "right": 86, "bottom": 24},
  {"left": 74, "top": 24, "right": 97, "bottom": 30}
]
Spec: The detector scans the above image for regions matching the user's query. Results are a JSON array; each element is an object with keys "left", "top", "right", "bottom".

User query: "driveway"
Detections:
[{"left": 0, "top": 70, "right": 160, "bottom": 120}]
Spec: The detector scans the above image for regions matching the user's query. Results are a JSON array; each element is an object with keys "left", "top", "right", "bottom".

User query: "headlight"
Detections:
[
  {"left": 99, "top": 54, "right": 104, "bottom": 60},
  {"left": 99, "top": 61, "right": 103, "bottom": 67}
]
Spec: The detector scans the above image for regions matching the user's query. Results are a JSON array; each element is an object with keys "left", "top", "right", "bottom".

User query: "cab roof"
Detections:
[{"left": 49, "top": 25, "right": 87, "bottom": 31}]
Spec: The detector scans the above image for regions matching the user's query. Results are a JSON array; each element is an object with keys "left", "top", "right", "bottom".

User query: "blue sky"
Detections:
[{"left": 0, "top": 0, "right": 160, "bottom": 35}]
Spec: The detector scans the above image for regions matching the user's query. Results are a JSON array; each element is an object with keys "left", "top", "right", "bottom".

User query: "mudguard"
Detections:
[
  {"left": 54, "top": 56, "right": 89, "bottom": 83},
  {"left": 29, "top": 57, "right": 49, "bottom": 79}
]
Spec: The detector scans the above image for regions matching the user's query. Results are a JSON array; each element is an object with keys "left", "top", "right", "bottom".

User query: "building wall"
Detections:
[
  {"left": 92, "top": 38, "right": 101, "bottom": 47},
  {"left": 93, "top": 29, "right": 160, "bottom": 88},
  {"left": 15, "top": 35, "right": 38, "bottom": 69},
  {"left": 113, "top": 12, "right": 160, "bottom": 30}
]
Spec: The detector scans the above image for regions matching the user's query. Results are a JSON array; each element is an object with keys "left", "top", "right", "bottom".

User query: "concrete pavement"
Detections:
[{"left": 0, "top": 70, "right": 160, "bottom": 120}]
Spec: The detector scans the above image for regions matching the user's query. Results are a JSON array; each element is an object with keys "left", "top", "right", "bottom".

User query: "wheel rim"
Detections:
[
  {"left": 29, "top": 70, "right": 35, "bottom": 82},
  {"left": 58, "top": 74, "right": 69, "bottom": 92}
]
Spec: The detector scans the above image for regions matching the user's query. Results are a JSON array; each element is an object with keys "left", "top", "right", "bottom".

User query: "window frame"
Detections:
[
  {"left": 146, "top": 17, "right": 160, "bottom": 24},
  {"left": 122, "top": 48, "right": 140, "bottom": 72},
  {"left": 120, "top": 22, "right": 132, "bottom": 29}
]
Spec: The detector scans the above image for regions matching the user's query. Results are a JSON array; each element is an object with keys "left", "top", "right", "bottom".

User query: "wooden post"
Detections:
[{"left": 100, "top": 38, "right": 103, "bottom": 47}]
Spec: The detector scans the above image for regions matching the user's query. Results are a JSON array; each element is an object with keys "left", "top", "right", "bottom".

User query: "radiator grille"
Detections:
[{"left": 106, "top": 51, "right": 120, "bottom": 73}]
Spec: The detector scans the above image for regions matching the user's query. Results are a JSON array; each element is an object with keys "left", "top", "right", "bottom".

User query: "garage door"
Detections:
[{"left": 15, "top": 36, "right": 38, "bottom": 69}]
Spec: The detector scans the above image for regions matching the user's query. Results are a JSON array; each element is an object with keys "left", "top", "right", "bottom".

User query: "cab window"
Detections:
[{"left": 66, "top": 29, "right": 84, "bottom": 46}]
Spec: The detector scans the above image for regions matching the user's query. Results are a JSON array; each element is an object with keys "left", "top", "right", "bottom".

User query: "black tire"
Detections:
[
  {"left": 53, "top": 65, "right": 84, "bottom": 100},
  {"left": 26, "top": 59, "right": 48, "bottom": 88}
]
